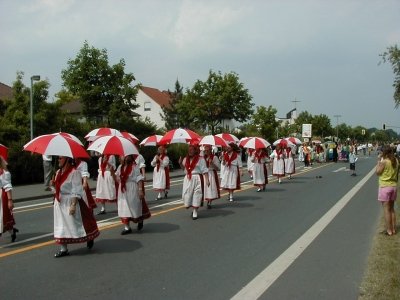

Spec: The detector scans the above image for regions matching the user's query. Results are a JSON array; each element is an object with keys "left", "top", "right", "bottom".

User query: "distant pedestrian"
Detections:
[
  {"left": 52, "top": 156, "right": 99, "bottom": 257},
  {"left": 270, "top": 144, "right": 285, "bottom": 183},
  {"left": 284, "top": 145, "right": 296, "bottom": 179},
  {"left": 203, "top": 145, "right": 220, "bottom": 209},
  {"left": 95, "top": 154, "right": 117, "bottom": 215},
  {"left": 0, "top": 156, "right": 18, "bottom": 242},
  {"left": 376, "top": 145, "right": 399, "bottom": 236},
  {"left": 348, "top": 147, "right": 357, "bottom": 176},
  {"left": 251, "top": 148, "right": 268, "bottom": 191},
  {"left": 114, "top": 155, "right": 150, "bottom": 234},
  {"left": 332, "top": 142, "right": 338, "bottom": 163},
  {"left": 151, "top": 146, "right": 170, "bottom": 200},
  {"left": 43, "top": 155, "right": 54, "bottom": 191},
  {"left": 179, "top": 145, "right": 209, "bottom": 220},
  {"left": 220, "top": 143, "right": 242, "bottom": 201}
]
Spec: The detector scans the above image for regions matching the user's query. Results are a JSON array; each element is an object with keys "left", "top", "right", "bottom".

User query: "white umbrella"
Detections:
[
  {"left": 87, "top": 135, "right": 139, "bottom": 156},
  {"left": 139, "top": 135, "right": 163, "bottom": 146},
  {"left": 199, "top": 135, "right": 228, "bottom": 147},
  {"left": 85, "top": 128, "right": 122, "bottom": 141}
]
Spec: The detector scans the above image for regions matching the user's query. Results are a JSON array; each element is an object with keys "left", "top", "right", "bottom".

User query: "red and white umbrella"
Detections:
[
  {"left": 87, "top": 135, "right": 139, "bottom": 156},
  {"left": 54, "top": 132, "right": 84, "bottom": 146},
  {"left": 139, "top": 135, "right": 163, "bottom": 146},
  {"left": 198, "top": 135, "right": 228, "bottom": 147},
  {"left": 285, "top": 137, "right": 302, "bottom": 145},
  {"left": 0, "top": 144, "right": 8, "bottom": 161},
  {"left": 241, "top": 137, "right": 271, "bottom": 149},
  {"left": 121, "top": 131, "right": 139, "bottom": 144},
  {"left": 215, "top": 133, "right": 239, "bottom": 144},
  {"left": 23, "top": 133, "right": 89, "bottom": 158},
  {"left": 85, "top": 128, "right": 122, "bottom": 141},
  {"left": 273, "top": 139, "right": 295, "bottom": 148},
  {"left": 159, "top": 128, "right": 201, "bottom": 145},
  {"left": 239, "top": 137, "right": 251, "bottom": 147}
]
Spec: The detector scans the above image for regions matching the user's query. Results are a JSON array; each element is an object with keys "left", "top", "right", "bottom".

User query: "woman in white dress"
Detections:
[
  {"left": 284, "top": 146, "right": 296, "bottom": 179},
  {"left": 52, "top": 156, "right": 99, "bottom": 257},
  {"left": 114, "top": 155, "right": 150, "bottom": 234},
  {"left": 246, "top": 149, "right": 255, "bottom": 178},
  {"left": 270, "top": 144, "right": 285, "bottom": 183},
  {"left": 179, "top": 145, "right": 209, "bottom": 220},
  {"left": 0, "top": 156, "right": 18, "bottom": 242},
  {"left": 151, "top": 146, "right": 170, "bottom": 200},
  {"left": 203, "top": 145, "right": 220, "bottom": 209},
  {"left": 251, "top": 148, "right": 268, "bottom": 191},
  {"left": 220, "top": 143, "right": 243, "bottom": 201},
  {"left": 95, "top": 154, "right": 117, "bottom": 215},
  {"left": 75, "top": 158, "right": 97, "bottom": 209}
]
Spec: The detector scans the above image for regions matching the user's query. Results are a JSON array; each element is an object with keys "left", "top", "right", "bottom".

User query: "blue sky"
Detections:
[{"left": 1, "top": 0, "right": 399, "bottom": 131}]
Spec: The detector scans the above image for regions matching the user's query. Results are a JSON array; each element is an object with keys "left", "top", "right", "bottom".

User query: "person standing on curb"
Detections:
[
  {"left": 376, "top": 145, "right": 399, "bottom": 236},
  {"left": 43, "top": 155, "right": 54, "bottom": 191}
]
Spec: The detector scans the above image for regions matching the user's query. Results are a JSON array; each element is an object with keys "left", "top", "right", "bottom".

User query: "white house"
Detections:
[{"left": 134, "top": 86, "right": 171, "bottom": 129}]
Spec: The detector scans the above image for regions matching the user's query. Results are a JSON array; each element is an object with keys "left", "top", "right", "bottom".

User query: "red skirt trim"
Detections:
[{"left": 2, "top": 189, "right": 15, "bottom": 233}]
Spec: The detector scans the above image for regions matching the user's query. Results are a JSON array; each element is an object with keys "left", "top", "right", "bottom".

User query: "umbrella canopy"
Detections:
[
  {"left": 159, "top": 128, "right": 201, "bottom": 145},
  {"left": 241, "top": 137, "right": 271, "bottom": 149},
  {"left": 285, "top": 137, "right": 302, "bottom": 145},
  {"left": 198, "top": 135, "right": 228, "bottom": 147},
  {"left": 85, "top": 128, "right": 122, "bottom": 141},
  {"left": 139, "top": 135, "right": 163, "bottom": 146},
  {"left": 0, "top": 144, "right": 8, "bottom": 161},
  {"left": 87, "top": 135, "right": 139, "bottom": 156},
  {"left": 215, "top": 133, "right": 239, "bottom": 144},
  {"left": 239, "top": 137, "right": 251, "bottom": 147},
  {"left": 55, "top": 132, "right": 84, "bottom": 146},
  {"left": 121, "top": 131, "right": 139, "bottom": 144},
  {"left": 23, "top": 133, "right": 89, "bottom": 158},
  {"left": 273, "top": 138, "right": 295, "bottom": 148}
]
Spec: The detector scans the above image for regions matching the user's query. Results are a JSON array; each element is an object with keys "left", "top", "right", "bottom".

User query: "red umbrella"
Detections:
[
  {"left": 139, "top": 135, "right": 163, "bottom": 146},
  {"left": 85, "top": 128, "right": 122, "bottom": 141},
  {"left": 121, "top": 131, "right": 139, "bottom": 144},
  {"left": 87, "top": 135, "right": 139, "bottom": 156},
  {"left": 273, "top": 139, "right": 295, "bottom": 148},
  {"left": 159, "top": 128, "right": 201, "bottom": 145},
  {"left": 239, "top": 137, "right": 251, "bottom": 147},
  {"left": 215, "top": 133, "right": 239, "bottom": 144},
  {"left": 285, "top": 137, "right": 302, "bottom": 145},
  {"left": 241, "top": 137, "right": 271, "bottom": 149},
  {"left": 23, "top": 133, "right": 89, "bottom": 158},
  {"left": 199, "top": 135, "right": 228, "bottom": 147},
  {"left": 0, "top": 144, "right": 8, "bottom": 161},
  {"left": 55, "top": 132, "right": 84, "bottom": 146}
]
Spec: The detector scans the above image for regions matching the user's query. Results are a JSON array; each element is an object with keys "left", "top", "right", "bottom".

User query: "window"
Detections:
[{"left": 144, "top": 102, "right": 151, "bottom": 111}]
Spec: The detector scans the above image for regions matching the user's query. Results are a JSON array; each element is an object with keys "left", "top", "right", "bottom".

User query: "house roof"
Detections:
[
  {"left": 140, "top": 86, "right": 171, "bottom": 108},
  {"left": 0, "top": 82, "right": 13, "bottom": 101}
]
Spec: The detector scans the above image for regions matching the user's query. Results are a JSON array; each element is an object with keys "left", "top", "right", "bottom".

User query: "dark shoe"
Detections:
[
  {"left": 11, "top": 228, "right": 19, "bottom": 243},
  {"left": 207, "top": 203, "right": 212, "bottom": 209},
  {"left": 87, "top": 240, "right": 94, "bottom": 249},
  {"left": 96, "top": 210, "right": 106, "bottom": 215},
  {"left": 121, "top": 228, "right": 132, "bottom": 235},
  {"left": 164, "top": 191, "right": 168, "bottom": 199},
  {"left": 44, "top": 187, "right": 52, "bottom": 191},
  {"left": 54, "top": 250, "right": 69, "bottom": 258},
  {"left": 137, "top": 222, "right": 143, "bottom": 231}
]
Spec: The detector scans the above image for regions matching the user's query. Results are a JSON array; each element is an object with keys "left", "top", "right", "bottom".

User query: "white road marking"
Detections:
[
  {"left": 333, "top": 167, "right": 347, "bottom": 172},
  {"left": 231, "top": 166, "right": 376, "bottom": 300}
]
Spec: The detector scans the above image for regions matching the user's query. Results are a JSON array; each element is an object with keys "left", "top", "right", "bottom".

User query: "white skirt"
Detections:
[
  {"left": 204, "top": 170, "right": 220, "bottom": 201},
  {"left": 96, "top": 170, "right": 116, "bottom": 202},
  {"left": 182, "top": 174, "right": 203, "bottom": 208}
]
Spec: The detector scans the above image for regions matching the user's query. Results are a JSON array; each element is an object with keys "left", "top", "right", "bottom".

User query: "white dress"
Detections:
[
  {"left": 53, "top": 168, "right": 99, "bottom": 244},
  {"left": 0, "top": 170, "right": 14, "bottom": 234},
  {"left": 182, "top": 156, "right": 208, "bottom": 208},
  {"left": 151, "top": 154, "right": 170, "bottom": 192},
  {"left": 76, "top": 160, "right": 96, "bottom": 209},
  {"left": 284, "top": 148, "right": 295, "bottom": 175},
  {"left": 251, "top": 154, "right": 268, "bottom": 186},
  {"left": 220, "top": 152, "right": 242, "bottom": 190},
  {"left": 116, "top": 164, "right": 150, "bottom": 222},
  {"left": 270, "top": 150, "right": 285, "bottom": 176},
  {"left": 204, "top": 155, "right": 220, "bottom": 201},
  {"left": 96, "top": 155, "right": 117, "bottom": 203}
]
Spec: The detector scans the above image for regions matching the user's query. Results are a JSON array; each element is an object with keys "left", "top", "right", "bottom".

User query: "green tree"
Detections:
[
  {"left": 248, "top": 105, "right": 280, "bottom": 142},
  {"left": 161, "top": 79, "right": 185, "bottom": 130},
  {"left": 61, "top": 41, "right": 139, "bottom": 125},
  {"left": 312, "top": 114, "right": 333, "bottom": 138},
  {"left": 295, "top": 111, "right": 314, "bottom": 127},
  {"left": 182, "top": 70, "right": 254, "bottom": 134},
  {"left": 380, "top": 45, "right": 400, "bottom": 107}
]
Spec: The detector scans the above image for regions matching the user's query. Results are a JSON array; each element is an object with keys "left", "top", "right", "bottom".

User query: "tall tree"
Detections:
[
  {"left": 61, "top": 41, "right": 139, "bottom": 125},
  {"left": 312, "top": 114, "right": 333, "bottom": 138},
  {"left": 248, "top": 105, "right": 280, "bottom": 142},
  {"left": 380, "top": 45, "right": 400, "bottom": 107},
  {"left": 182, "top": 70, "right": 254, "bottom": 134},
  {"left": 161, "top": 79, "right": 185, "bottom": 130}
]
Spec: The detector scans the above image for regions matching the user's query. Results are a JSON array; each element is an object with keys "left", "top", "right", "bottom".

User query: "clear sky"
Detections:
[{"left": 1, "top": 0, "right": 399, "bottom": 132}]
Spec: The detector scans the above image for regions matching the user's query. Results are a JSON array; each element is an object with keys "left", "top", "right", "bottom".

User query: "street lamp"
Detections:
[
  {"left": 30, "top": 75, "right": 40, "bottom": 140},
  {"left": 333, "top": 114, "right": 341, "bottom": 142}
]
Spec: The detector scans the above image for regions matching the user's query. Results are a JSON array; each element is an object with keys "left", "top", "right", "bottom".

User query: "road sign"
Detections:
[{"left": 302, "top": 124, "right": 312, "bottom": 138}]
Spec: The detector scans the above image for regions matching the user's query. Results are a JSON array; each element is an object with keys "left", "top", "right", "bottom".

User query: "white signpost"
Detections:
[{"left": 302, "top": 124, "right": 312, "bottom": 138}]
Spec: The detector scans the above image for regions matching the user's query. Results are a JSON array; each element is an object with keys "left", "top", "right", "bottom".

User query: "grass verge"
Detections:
[{"left": 359, "top": 199, "right": 400, "bottom": 299}]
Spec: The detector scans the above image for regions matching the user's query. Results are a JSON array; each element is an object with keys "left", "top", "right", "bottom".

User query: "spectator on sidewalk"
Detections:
[
  {"left": 349, "top": 147, "right": 358, "bottom": 176},
  {"left": 0, "top": 156, "right": 18, "bottom": 242},
  {"left": 43, "top": 155, "right": 54, "bottom": 191},
  {"left": 376, "top": 145, "right": 399, "bottom": 236}
]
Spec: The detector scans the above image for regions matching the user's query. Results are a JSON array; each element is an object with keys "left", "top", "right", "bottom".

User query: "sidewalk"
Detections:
[{"left": 13, "top": 168, "right": 186, "bottom": 202}]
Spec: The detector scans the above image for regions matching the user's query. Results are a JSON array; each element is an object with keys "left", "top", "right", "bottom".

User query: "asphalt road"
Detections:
[{"left": 0, "top": 155, "right": 381, "bottom": 299}]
